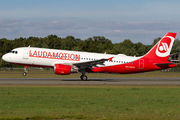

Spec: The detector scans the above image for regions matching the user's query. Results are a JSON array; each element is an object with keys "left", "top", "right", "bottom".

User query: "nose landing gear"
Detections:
[
  {"left": 22, "top": 72, "right": 27, "bottom": 76},
  {"left": 22, "top": 66, "right": 28, "bottom": 76}
]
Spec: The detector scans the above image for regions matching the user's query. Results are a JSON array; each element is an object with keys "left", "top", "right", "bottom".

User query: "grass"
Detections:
[
  {"left": 0, "top": 70, "right": 180, "bottom": 78},
  {"left": 0, "top": 71, "right": 180, "bottom": 119},
  {"left": 0, "top": 85, "right": 180, "bottom": 120}
]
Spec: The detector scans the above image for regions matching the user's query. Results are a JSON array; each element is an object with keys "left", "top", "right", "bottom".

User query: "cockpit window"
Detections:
[{"left": 9, "top": 51, "right": 18, "bottom": 54}]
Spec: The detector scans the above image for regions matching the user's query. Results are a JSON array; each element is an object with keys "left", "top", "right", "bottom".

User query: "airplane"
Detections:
[{"left": 2, "top": 32, "right": 177, "bottom": 80}]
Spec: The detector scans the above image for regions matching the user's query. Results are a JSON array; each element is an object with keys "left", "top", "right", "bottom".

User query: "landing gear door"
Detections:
[{"left": 23, "top": 48, "right": 29, "bottom": 59}]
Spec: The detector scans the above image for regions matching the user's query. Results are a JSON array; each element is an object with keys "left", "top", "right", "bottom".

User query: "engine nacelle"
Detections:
[
  {"left": 54, "top": 64, "right": 78, "bottom": 75},
  {"left": 54, "top": 64, "right": 71, "bottom": 75}
]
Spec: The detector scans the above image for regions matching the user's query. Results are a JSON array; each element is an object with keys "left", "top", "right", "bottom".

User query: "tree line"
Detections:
[{"left": 0, "top": 35, "right": 180, "bottom": 68}]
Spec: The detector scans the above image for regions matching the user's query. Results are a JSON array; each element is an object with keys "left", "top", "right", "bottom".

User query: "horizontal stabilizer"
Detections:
[{"left": 154, "top": 63, "right": 176, "bottom": 66}]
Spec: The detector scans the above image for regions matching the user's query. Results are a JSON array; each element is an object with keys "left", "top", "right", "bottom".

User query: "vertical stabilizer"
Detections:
[{"left": 143, "top": 32, "right": 177, "bottom": 61}]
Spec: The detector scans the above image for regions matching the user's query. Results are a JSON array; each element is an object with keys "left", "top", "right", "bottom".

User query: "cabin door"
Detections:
[{"left": 23, "top": 48, "right": 29, "bottom": 59}]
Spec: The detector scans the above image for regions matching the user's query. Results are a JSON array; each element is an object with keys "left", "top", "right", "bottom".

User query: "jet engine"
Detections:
[{"left": 54, "top": 64, "right": 78, "bottom": 75}]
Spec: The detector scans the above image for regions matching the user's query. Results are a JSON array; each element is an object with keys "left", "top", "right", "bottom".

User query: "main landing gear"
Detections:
[
  {"left": 80, "top": 74, "right": 88, "bottom": 81},
  {"left": 80, "top": 69, "right": 88, "bottom": 81},
  {"left": 22, "top": 66, "right": 28, "bottom": 76}
]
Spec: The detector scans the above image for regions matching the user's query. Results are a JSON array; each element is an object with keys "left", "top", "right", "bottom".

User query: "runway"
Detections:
[{"left": 0, "top": 77, "right": 180, "bottom": 85}]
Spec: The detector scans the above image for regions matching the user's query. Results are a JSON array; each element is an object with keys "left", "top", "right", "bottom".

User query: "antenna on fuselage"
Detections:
[{"left": 28, "top": 45, "right": 30, "bottom": 48}]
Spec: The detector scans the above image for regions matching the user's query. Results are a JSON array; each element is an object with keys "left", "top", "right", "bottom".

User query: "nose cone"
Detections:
[{"left": 2, "top": 54, "right": 9, "bottom": 62}]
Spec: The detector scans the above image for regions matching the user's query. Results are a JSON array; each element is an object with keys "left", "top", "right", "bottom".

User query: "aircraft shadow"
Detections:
[{"left": 61, "top": 78, "right": 118, "bottom": 82}]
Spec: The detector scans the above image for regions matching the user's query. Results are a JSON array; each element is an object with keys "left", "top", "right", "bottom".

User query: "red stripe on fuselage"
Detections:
[
  {"left": 9, "top": 62, "right": 54, "bottom": 68},
  {"left": 88, "top": 59, "right": 176, "bottom": 74}
]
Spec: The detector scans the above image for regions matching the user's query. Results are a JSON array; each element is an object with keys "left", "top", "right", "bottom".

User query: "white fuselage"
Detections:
[{"left": 3, "top": 47, "right": 140, "bottom": 68}]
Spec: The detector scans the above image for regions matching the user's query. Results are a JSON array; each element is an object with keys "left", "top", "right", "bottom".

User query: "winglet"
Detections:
[{"left": 108, "top": 57, "right": 114, "bottom": 62}]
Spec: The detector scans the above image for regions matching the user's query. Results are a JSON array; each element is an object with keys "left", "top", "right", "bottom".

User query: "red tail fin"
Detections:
[{"left": 143, "top": 32, "right": 177, "bottom": 61}]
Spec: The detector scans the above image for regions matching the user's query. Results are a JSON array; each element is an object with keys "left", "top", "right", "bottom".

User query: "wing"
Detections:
[{"left": 73, "top": 57, "right": 114, "bottom": 69}]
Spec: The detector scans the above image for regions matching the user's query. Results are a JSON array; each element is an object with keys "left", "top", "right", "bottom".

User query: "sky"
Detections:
[{"left": 0, "top": 0, "right": 180, "bottom": 44}]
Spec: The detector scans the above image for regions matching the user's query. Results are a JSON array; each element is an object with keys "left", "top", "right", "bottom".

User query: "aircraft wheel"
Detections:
[
  {"left": 80, "top": 75, "right": 88, "bottom": 81},
  {"left": 22, "top": 72, "right": 27, "bottom": 76}
]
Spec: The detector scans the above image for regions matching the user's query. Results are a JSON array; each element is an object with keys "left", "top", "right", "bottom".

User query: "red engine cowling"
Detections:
[{"left": 54, "top": 64, "right": 71, "bottom": 75}]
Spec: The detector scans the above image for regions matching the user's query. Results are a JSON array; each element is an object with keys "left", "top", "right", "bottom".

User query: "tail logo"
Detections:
[
  {"left": 156, "top": 36, "right": 174, "bottom": 57},
  {"left": 158, "top": 42, "right": 168, "bottom": 53}
]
